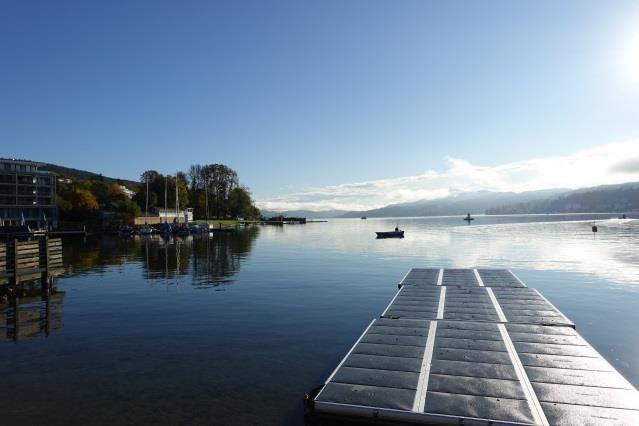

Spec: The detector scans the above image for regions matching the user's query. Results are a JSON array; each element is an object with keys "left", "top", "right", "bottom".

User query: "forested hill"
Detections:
[
  {"left": 40, "top": 162, "right": 139, "bottom": 189},
  {"left": 339, "top": 189, "right": 567, "bottom": 218},
  {"left": 486, "top": 182, "right": 639, "bottom": 214}
]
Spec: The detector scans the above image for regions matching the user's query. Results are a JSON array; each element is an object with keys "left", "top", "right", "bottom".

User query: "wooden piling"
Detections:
[{"left": 0, "top": 234, "right": 63, "bottom": 284}]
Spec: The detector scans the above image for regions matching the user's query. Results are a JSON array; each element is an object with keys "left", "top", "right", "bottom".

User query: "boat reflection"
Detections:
[
  {"left": 0, "top": 277, "right": 64, "bottom": 343},
  {"left": 61, "top": 227, "right": 260, "bottom": 287}
]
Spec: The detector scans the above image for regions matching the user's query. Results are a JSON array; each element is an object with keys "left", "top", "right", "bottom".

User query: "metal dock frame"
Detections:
[{"left": 309, "top": 268, "right": 639, "bottom": 425}]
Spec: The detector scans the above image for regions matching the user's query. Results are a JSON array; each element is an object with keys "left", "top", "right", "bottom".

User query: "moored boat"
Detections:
[
  {"left": 118, "top": 225, "right": 134, "bottom": 237},
  {"left": 139, "top": 225, "right": 154, "bottom": 235},
  {"left": 376, "top": 227, "right": 404, "bottom": 238},
  {"left": 189, "top": 223, "right": 210, "bottom": 234},
  {"left": 159, "top": 222, "right": 173, "bottom": 236}
]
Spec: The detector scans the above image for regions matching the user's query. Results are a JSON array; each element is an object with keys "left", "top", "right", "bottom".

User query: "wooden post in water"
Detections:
[
  {"left": 44, "top": 235, "right": 49, "bottom": 272},
  {"left": 0, "top": 241, "right": 6, "bottom": 283},
  {"left": 41, "top": 236, "right": 51, "bottom": 299},
  {"left": 12, "top": 293, "right": 19, "bottom": 343},
  {"left": 41, "top": 274, "right": 52, "bottom": 337},
  {"left": 12, "top": 237, "right": 19, "bottom": 286}
]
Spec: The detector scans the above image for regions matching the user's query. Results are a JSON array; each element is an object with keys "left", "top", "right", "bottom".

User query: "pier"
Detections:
[
  {"left": 0, "top": 234, "right": 63, "bottom": 284},
  {"left": 307, "top": 268, "right": 639, "bottom": 425}
]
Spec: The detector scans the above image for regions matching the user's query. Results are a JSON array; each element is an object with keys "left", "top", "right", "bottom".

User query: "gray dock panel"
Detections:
[
  {"left": 442, "top": 268, "right": 479, "bottom": 286},
  {"left": 316, "top": 318, "right": 541, "bottom": 424},
  {"left": 478, "top": 269, "right": 527, "bottom": 288},
  {"left": 383, "top": 286, "right": 574, "bottom": 327},
  {"left": 317, "top": 318, "right": 430, "bottom": 411},
  {"left": 443, "top": 287, "right": 500, "bottom": 322},
  {"left": 400, "top": 268, "right": 440, "bottom": 286},
  {"left": 492, "top": 288, "right": 574, "bottom": 327},
  {"left": 382, "top": 286, "right": 441, "bottom": 319},
  {"left": 313, "top": 268, "right": 639, "bottom": 425},
  {"left": 506, "top": 323, "right": 639, "bottom": 425}
]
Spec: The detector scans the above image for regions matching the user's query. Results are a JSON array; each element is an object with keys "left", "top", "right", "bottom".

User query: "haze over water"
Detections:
[{"left": 1, "top": 214, "right": 638, "bottom": 425}]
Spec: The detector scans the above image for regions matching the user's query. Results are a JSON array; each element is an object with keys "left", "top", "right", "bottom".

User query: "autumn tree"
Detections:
[
  {"left": 86, "top": 180, "right": 110, "bottom": 208},
  {"left": 108, "top": 183, "right": 127, "bottom": 204},
  {"left": 61, "top": 188, "right": 100, "bottom": 221}
]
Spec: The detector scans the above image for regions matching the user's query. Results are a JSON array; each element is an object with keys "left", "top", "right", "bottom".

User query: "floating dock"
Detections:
[{"left": 308, "top": 268, "right": 639, "bottom": 425}]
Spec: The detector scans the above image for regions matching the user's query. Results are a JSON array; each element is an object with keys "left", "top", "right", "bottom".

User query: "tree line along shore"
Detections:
[{"left": 55, "top": 163, "right": 261, "bottom": 228}]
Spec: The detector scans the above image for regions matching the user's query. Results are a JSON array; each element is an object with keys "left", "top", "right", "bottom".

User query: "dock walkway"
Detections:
[{"left": 309, "top": 268, "right": 639, "bottom": 425}]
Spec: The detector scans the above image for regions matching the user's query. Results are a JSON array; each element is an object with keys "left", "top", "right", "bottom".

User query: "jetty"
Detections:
[
  {"left": 307, "top": 268, "right": 639, "bottom": 425},
  {"left": 0, "top": 234, "right": 63, "bottom": 284}
]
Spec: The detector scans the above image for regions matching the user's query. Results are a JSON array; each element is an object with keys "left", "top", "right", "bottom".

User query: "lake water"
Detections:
[{"left": 1, "top": 214, "right": 638, "bottom": 425}]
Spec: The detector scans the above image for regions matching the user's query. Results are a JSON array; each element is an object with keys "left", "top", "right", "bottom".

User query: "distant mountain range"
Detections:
[
  {"left": 339, "top": 188, "right": 568, "bottom": 218},
  {"left": 338, "top": 182, "right": 639, "bottom": 218},
  {"left": 485, "top": 182, "right": 639, "bottom": 214}
]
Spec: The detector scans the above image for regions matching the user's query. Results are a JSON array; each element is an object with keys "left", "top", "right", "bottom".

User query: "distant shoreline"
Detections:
[{"left": 318, "top": 212, "right": 635, "bottom": 220}]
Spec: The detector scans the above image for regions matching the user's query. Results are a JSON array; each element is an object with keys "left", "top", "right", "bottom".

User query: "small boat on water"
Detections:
[
  {"left": 376, "top": 230, "right": 404, "bottom": 238},
  {"left": 213, "top": 222, "right": 237, "bottom": 233},
  {"left": 464, "top": 213, "right": 474, "bottom": 222},
  {"left": 139, "top": 225, "right": 154, "bottom": 235},
  {"left": 118, "top": 225, "right": 134, "bottom": 237},
  {"left": 159, "top": 222, "right": 174, "bottom": 236},
  {"left": 189, "top": 223, "right": 211, "bottom": 234},
  {"left": 376, "top": 226, "right": 404, "bottom": 239},
  {"left": 361, "top": 216, "right": 367, "bottom": 220}
]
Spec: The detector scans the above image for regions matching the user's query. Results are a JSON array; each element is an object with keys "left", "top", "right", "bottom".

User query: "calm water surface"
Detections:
[{"left": 1, "top": 214, "right": 638, "bottom": 425}]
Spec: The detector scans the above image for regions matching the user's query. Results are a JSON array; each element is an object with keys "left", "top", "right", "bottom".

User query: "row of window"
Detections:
[
  {"left": 0, "top": 187, "right": 53, "bottom": 195},
  {"left": 0, "top": 174, "right": 53, "bottom": 185},
  {"left": 0, "top": 206, "right": 58, "bottom": 220},
  {"left": 0, "top": 196, "right": 53, "bottom": 205},
  {"left": 0, "top": 162, "right": 42, "bottom": 173}
]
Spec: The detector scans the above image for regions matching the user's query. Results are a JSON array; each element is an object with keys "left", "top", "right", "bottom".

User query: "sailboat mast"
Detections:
[
  {"left": 164, "top": 176, "right": 168, "bottom": 223},
  {"left": 205, "top": 175, "right": 208, "bottom": 223},
  {"left": 145, "top": 177, "right": 149, "bottom": 224},
  {"left": 175, "top": 172, "right": 179, "bottom": 222}
]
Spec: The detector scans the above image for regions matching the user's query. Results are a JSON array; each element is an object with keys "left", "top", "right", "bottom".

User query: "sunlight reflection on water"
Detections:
[{"left": 1, "top": 214, "right": 637, "bottom": 425}]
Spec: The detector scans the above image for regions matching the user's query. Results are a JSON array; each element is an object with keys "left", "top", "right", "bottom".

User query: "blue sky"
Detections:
[{"left": 2, "top": 1, "right": 639, "bottom": 209}]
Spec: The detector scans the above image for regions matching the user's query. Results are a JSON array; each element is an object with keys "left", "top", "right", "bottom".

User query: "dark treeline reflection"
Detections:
[
  {"left": 189, "top": 228, "right": 259, "bottom": 287},
  {"left": 61, "top": 227, "right": 260, "bottom": 287}
]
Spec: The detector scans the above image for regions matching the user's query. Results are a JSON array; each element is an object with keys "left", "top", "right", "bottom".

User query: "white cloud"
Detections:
[{"left": 257, "top": 141, "right": 639, "bottom": 211}]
